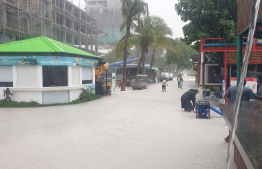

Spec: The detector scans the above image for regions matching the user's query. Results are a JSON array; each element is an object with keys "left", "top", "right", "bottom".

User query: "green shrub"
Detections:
[{"left": 0, "top": 94, "right": 102, "bottom": 108}]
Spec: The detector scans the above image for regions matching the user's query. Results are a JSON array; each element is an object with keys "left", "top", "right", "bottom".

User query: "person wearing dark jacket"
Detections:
[
  {"left": 177, "top": 74, "right": 181, "bottom": 88},
  {"left": 181, "top": 89, "right": 198, "bottom": 112}
]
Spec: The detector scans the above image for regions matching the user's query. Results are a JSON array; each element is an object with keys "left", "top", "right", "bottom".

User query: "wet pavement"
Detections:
[{"left": 0, "top": 76, "right": 232, "bottom": 169}]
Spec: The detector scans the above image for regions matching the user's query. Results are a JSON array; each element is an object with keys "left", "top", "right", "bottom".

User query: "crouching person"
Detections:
[{"left": 181, "top": 89, "right": 198, "bottom": 112}]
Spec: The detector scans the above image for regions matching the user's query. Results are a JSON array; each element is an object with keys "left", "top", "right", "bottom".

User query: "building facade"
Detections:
[
  {"left": 0, "top": 0, "right": 102, "bottom": 55},
  {"left": 84, "top": 0, "right": 125, "bottom": 54}
]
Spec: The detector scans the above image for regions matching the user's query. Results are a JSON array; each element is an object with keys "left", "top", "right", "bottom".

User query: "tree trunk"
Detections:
[
  {"left": 148, "top": 49, "right": 156, "bottom": 81},
  {"left": 135, "top": 48, "right": 146, "bottom": 83},
  {"left": 121, "top": 21, "right": 131, "bottom": 91},
  {"left": 142, "top": 55, "right": 145, "bottom": 74},
  {"left": 135, "top": 54, "right": 143, "bottom": 83}
]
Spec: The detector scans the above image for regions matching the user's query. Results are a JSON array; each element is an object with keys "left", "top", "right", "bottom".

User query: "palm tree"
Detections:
[
  {"left": 117, "top": 0, "right": 146, "bottom": 91},
  {"left": 116, "top": 16, "right": 180, "bottom": 83},
  {"left": 148, "top": 39, "right": 180, "bottom": 81}
]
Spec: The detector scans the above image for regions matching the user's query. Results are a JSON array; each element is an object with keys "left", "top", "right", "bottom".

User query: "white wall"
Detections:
[
  {"left": 15, "top": 66, "right": 40, "bottom": 87},
  {"left": 0, "top": 66, "right": 43, "bottom": 103},
  {"left": 69, "top": 89, "right": 82, "bottom": 102},
  {"left": 71, "top": 66, "right": 81, "bottom": 85},
  {"left": 11, "top": 91, "right": 42, "bottom": 103},
  {"left": 43, "top": 90, "right": 69, "bottom": 104},
  {"left": 0, "top": 64, "right": 94, "bottom": 104}
]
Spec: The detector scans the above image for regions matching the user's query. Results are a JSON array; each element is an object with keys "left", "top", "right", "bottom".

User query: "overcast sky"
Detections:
[{"left": 144, "top": 0, "right": 185, "bottom": 39}]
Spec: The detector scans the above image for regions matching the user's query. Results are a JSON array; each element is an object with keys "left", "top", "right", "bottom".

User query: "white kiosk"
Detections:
[{"left": 0, "top": 37, "right": 101, "bottom": 104}]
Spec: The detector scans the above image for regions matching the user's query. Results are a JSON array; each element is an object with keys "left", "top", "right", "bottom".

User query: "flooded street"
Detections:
[{"left": 0, "top": 76, "right": 230, "bottom": 169}]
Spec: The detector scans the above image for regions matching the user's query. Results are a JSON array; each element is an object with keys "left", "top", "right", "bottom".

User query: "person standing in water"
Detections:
[
  {"left": 179, "top": 76, "right": 184, "bottom": 89},
  {"left": 162, "top": 78, "right": 168, "bottom": 92}
]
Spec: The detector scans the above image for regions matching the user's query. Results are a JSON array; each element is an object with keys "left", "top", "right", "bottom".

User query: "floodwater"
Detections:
[{"left": 0, "top": 76, "right": 233, "bottom": 169}]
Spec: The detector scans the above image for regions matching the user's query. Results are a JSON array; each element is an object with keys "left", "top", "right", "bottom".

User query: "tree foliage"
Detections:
[
  {"left": 102, "top": 51, "right": 122, "bottom": 63},
  {"left": 115, "top": 16, "right": 180, "bottom": 80},
  {"left": 166, "top": 40, "right": 197, "bottom": 70},
  {"left": 175, "top": 0, "right": 237, "bottom": 50}
]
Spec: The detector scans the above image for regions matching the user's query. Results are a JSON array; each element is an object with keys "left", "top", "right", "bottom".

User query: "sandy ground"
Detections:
[{"left": 0, "top": 76, "right": 234, "bottom": 169}]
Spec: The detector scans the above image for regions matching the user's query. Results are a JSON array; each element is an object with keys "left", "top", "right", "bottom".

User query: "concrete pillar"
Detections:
[
  {"left": 80, "top": 66, "right": 83, "bottom": 85},
  {"left": 37, "top": 65, "right": 43, "bottom": 88},
  {"left": 71, "top": 33, "right": 74, "bottom": 45},
  {"left": 85, "top": 39, "right": 89, "bottom": 50},
  {"left": 95, "top": 33, "right": 98, "bottom": 53},
  {"left": 13, "top": 66, "right": 17, "bottom": 88},
  {"left": 92, "top": 67, "right": 95, "bottom": 84}
]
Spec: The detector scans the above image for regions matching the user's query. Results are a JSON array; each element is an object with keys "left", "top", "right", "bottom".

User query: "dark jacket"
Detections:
[{"left": 181, "top": 89, "right": 197, "bottom": 109}]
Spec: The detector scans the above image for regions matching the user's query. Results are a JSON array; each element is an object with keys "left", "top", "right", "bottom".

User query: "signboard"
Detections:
[
  {"left": 84, "top": 84, "right": 95, "bottom": 94},
  {"left": 246, "top": 78, "right": 257, "bottom": 93},
  {"left": 0, "top": 56, "right": 98, "bottom": 67},
  {"left": 38, "top": 56, "right": 74, "bottom": 66},
  {"left": 230, "top": 77, "right": 257, "bottom": 93},
  {"left": 230, "top": 77, "right": 237, "bottom": 86},
  {"left": 111, "top": 73, "right": 116, "bottom": 95}
]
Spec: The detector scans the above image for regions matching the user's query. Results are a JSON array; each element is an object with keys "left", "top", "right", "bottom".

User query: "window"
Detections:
[
  {"left": 22, "top": 0, "right": 28, "bottom": 11},
  {"left": 60, "top": 31, "right": 64, "bottom": 42},
  {"left": 0, "top": 66, "right": 13, "bottom": 87},
  {"left": 66, "top": 17, "right": 71, "bottom": 28},
  {"left": 72, "top": 67, "right": 80, "bottom": 85},
  {"left": 205, "top": 64, "right": 221, "bottom": 85},
  {"left": 66, "top": 33, "right": 72, "bottom": 44},
  {"left": 56, "top": 13, "right": 59, "bottom": 24},
  {"left": 82, "top": 67, "right": 92, "bottom": 84},
  {"left": 6, "top": 11, "right": 17, "bottom": 28},
  {"left": 59, "top": 15, "right": 64, "bottom": 25},
  {"left": 65, "top": 2, "right": 72, "bottom": 13},
  {"left": 39, "top": 2, "right": 46, "bottom": 16},
  {"left": 23, "top": 19, "right": 27, "bottom": 32},
  {"left": 43, "top": 66, "right": 68, "bottom": 87},
  {"left": 74, "top": 22, "right": 80, "bottom": 32}
]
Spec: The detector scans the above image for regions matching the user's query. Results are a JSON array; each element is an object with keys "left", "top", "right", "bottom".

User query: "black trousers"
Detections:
[{"left": 162, "top": 85, "right": 166, "bottom": 91}]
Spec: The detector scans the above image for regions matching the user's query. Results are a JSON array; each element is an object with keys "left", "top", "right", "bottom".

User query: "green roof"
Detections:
[{"left": 0, "top": 36, "right": 99, "bottom": 58}]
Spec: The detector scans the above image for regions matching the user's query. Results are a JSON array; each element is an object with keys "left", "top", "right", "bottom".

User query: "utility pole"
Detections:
[
  {"left": 30, "top": 0, "right": 32, "bottom": 38},
  {"left": 18, "top": 0, "right": 20, "bottom": 40},
  {"left": 2, "top": 0, "right": 6, "bottom": 43}
]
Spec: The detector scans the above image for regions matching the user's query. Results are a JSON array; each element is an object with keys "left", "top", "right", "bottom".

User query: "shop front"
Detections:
[{"left": 199, "top": 38, "right": 262, "bottom": 98}]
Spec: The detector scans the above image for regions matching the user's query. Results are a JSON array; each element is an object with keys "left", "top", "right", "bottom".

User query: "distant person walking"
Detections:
[
  {"left": 162, "top": 78, "right": 168, "bottom": 92},
  {"left": 181, "top": 89, "right": 198, "bottom": 112},
  {"left": 177, "top": 74, "right": 181, "bottom": 88},
  {"left": 179, "top": 76, "right": 184, "bottom": 89}
]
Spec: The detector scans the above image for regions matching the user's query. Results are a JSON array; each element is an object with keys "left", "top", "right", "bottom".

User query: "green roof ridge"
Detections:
[
  {"left": 46, "top": 37, "right": 98, "bottom": 57},
  {"left": 40, "top": 36, "right": 63, "bottom": 52}
]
